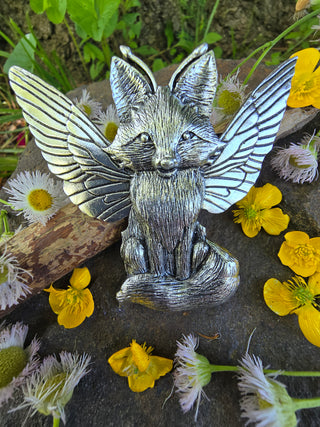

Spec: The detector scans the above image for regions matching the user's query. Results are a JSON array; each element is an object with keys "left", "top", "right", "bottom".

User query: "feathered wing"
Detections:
[
  {"left": 9, "top": 66, "right": 131, "bottom": 222},
  {"left": 203, "top": 57, "right": 297, "bottom": 214}
]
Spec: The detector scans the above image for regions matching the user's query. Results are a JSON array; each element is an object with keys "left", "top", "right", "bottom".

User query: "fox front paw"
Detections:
[{"left": 120, "top": 238, "right": 147, "bottom": 275}]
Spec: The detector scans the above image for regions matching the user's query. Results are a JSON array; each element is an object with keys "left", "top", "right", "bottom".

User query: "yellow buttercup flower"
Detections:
[
  {"left": 287, "top": 48, "right": 320, "bottom": 109},
  {"left": 45, "top": 267, "right": 94, "bottom": 329},
  {"left": 232, "top": 183, "right": 290, "bottom": 238},
  {"left": 108, "top": 340, "right": 173, "bottom": 392},
  {"left": 264, "top": 274, "right": 320, "bottom": 347},
  {"left": 278, "top": 231, "right": 320, "bottom": 277}
]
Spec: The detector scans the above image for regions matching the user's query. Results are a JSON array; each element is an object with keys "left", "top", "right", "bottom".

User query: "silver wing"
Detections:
[
  {"left": 202, "top": 57, "right": 297, "bottom": 214},
  {"left": 9, "top": 66, "right": 131, "bottom": 222}
]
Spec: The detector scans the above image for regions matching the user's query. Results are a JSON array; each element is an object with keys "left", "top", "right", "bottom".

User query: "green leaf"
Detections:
[
  {"left": 213, "top": 46, "right": 223, "bottom": 58},
  {"left": 83, "top": 42, "right": 104, "bottom": 62},
  {"left": 134, "top": 45, "right": 158, "bottom": 56},
  {"left": 102, "top": 11, "right": 118, "bottom": 38},
  {"left": 125, "top": 0, "right": 141, "bottom": 9},
  {"left": 0, "top": 51, "right": 10, "bottom": 58},
  {"left": 172, "top": 53, "right": 185, "bottom": 63},
  {"left": 3, "top": 33, "right": 36, "bottom": 74},
  {"left": 46, "top": 0, "right": 67, "bottom": 24},
  {"left": 89, "top": 61, "right": 104, "bottom": 80},
  {"left": 152, "top": 58, "right": 167, "bottom": 72},
  {"left": 30, "top": 0, "right": 45, "bottom": 14},
  {"left": 67, "top": 0, "right": 121, "bottom": 41},
  {"left": 165, "top": 22, "right": 174, "bottom": 48},
  {"left": 0, "top": 156, "right": 18, "bottom": 172},
  {"left": 30, "top": 0, "right": 66, "bottom": 23},
  {"left": 0, "top": 112, "right": 23, "bottom": 124},
  {"left": 203, "top": 32, "right": 222, "bottom": 44}
]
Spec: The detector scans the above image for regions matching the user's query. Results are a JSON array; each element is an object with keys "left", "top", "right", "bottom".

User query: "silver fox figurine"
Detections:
[{"left": 9, "top": 44, "right": 296, "bottom": 310}]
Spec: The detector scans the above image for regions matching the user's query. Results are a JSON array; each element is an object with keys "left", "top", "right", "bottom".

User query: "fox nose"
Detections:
[{"left": 159, "top": 157, "right": 177, "bottom": 170}]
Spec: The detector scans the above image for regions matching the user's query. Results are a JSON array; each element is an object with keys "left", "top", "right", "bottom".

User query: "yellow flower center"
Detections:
[
  {"left": 0, "top": 346, "right": 27, "bottom": 387},
  {"left": 294, "top": 243, "right": 320, "bottom": 266},
  {"left": 291, "top": 74, "right": 320, "bottom": 101},
  {"left": 82, "top": 104, "right": 92, "bottom": 116},
  {"left": 104, "top": 122, "right": 118, "bottom": 142},
  {"left": 28, "top": 189, "right": 53, "bottom": 211},
  {"left": 66, "top": 288, "right": 83, "bottom": 306},
  {"left": 243, "top": 206, "right": 258, "bottom": 220},
  {"left": 0, "top": 265, "right": 8, "bottom": 284},
  {"left": 293, "top": 287, "right": 314, "bottom": 306},
  {"left": 217, "top": 90, "right": 242, "bottom": 115}
]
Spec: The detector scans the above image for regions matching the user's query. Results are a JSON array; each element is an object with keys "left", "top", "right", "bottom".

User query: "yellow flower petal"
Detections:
[
  {"left": 284, "top": 231, "right": 309, "bottom": 246},
  {"left": 57, "top": 304, "right": 87, "bottom": 328},
  {"left": 240, "top": 218, "right": 261, "bottom": 238},
  {"left": 81, "top": 288, "right": 95, "bottom": 317},
  {"left": 278, "top": 242, "right": 293, "bottom": 267},
  {"left": 288, "top": 49, "right": 320, "bottom": 108},
  {"left": 57, "top": 288, "right": 94, "bottom": 328},
  {"left": 253, "top": 183, "right": 282, "bottom": 209},
  {"left": 147, "top": 356, "right": 173, "bottom": 380},
  {"left": 261, "top": 208, "right": 290, "bottom": 235},
  {"left": 264, "top": 278, "right": 299, "bottom": 315},
  {"left": 290, "top": 48, "right": 320, "bottom": 77},
  {"left": 108, "top": 347, "right": 132, "bottom": 377},
  {"left": 307, "top": 272, "right": 320, "bottom": 296},
  {"left": 127, "top": 356, "right": 172, "bottom": 392},
  {"left": 45, "top": 285, "right": 68, "bottom": 314},
  {"left": 130, "top": 340, "right": 150, "bottom": 372},
  {"left": 128, "top": 371, "right": 155, "bottom": 392},
  {"left": 69, "top": 267, "right": 91, "bottom": 290},
  {"left": 297, "top": 305, "right": 320, "bottom": 347}
]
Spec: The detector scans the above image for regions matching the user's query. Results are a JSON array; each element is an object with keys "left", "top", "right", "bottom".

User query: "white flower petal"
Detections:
[{"left": 5, "top": 170, "right": 68, "bottom": 225}]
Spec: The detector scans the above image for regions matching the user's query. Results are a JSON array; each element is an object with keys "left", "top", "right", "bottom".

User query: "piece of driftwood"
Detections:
[{"left": 0, "top": 203, "right": 126, "bottom": 318}]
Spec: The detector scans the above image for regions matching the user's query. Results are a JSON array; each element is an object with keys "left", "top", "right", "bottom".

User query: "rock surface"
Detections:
[{"left": 1, "top": 62, "right": 320, "bottom": 427}]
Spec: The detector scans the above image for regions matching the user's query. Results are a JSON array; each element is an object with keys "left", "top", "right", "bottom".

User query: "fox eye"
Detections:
[
  {"left": 140, "top": 133, "right": 151, "bottom": 143},
  {"left": 181, "top": 131, "right": 194, "bottom": 141}
]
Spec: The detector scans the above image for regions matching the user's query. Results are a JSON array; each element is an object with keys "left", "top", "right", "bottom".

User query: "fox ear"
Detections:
[
  {"left": 110, "top": 47, "right": 157, "bottom": 122},
  {"left": 169, "top": 44, "right": 217, "bottom": 116}
]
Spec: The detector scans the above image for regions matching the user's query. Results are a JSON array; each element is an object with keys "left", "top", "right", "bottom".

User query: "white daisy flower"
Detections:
[
  {"left": 0, "top": 247, "right": 32, "bottom": 310},
  {"left": 74, "top": 88, "right": 102, "bottom": 120},
  {"left": 173, "top": 334, "right": 213, "bottom": 421},
  {"left": 95, "top": 105, "right": 120, "bottom": 142},
  {"left": 12, "top": 351, "right": 91, "bottom": 425},
  {"left": 211, "top": 71, "right": 247, "bottom": 132},
  {"left": 237, "top": 353, "right": 297, "bottom": 427},
  {"left": 0, "top": 322, "right": 40, "bottom": 406},
  {"left": 5, "top": 170, "right": 67, "bottom": 226},
  {"left": 271, "top": 133, "right": 320, "bottom": 184}
]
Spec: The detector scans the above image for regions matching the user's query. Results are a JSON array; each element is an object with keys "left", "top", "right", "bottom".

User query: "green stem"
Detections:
[
  {"left": 202, "top": 0, "right": 220, "bottom": 42},
  {"left": 264, "top": 369, "right": 320, "bottom": 377},
  {"left": 210, "top": 364, "right": 238, "bottom": 373},
  {"left": 292, "top": 397, "right": 320, "bottom": 411},
  {"left": 1, "top": 210, "right": 10, "bottom": 234},
  {"left": 63, "top": 18, "right": 90, "bottom": 79},
  {"left": 228, "top": 7, "right": 320, "bottom": 84},
  {"left": 226, "top": 42, "right": 271, "bottom": 78},
  {"left": 53, "top": 417, "right": 60, "bottom": 427},
  {"left": 209, "top": 364, "right": 320, "bottom": 377}
]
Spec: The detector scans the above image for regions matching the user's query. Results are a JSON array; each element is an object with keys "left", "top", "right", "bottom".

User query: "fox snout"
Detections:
[{"left": 153, "top": 153, "right": 179, "bottom": 178}]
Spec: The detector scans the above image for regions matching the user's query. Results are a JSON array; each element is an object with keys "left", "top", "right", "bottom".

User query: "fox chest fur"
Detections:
[{"left": 130, "top": 168, "right": 204, "bottom": 253}]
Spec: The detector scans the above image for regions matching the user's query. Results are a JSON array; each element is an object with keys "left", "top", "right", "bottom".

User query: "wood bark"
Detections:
[{"left": 0, "top": 203, "right": 125, "bottom": 317}]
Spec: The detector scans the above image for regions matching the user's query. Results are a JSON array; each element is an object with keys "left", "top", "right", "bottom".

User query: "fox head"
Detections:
[{"left": 106, "top": 44, "right": 225, "bottom": 178}]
